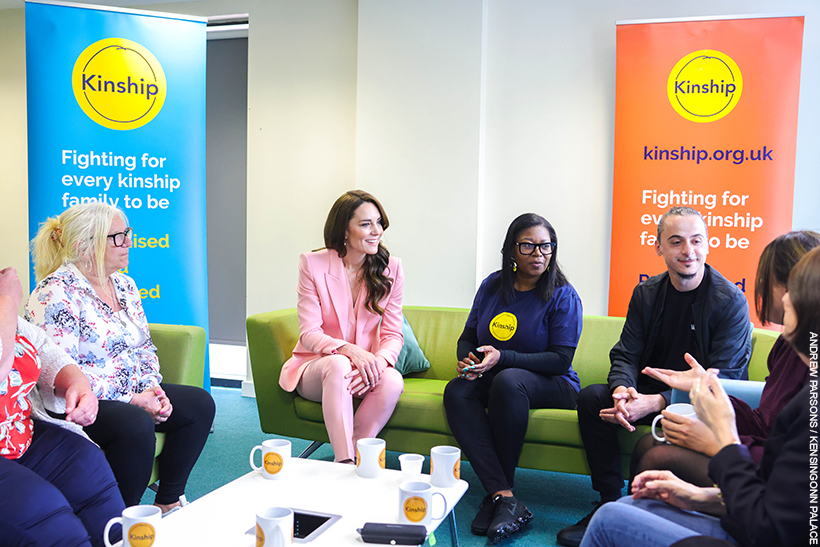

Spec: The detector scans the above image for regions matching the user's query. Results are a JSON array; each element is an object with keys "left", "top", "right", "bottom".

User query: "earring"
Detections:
[
  {"left": 512, "top": 261, "right": 517, "bottom": 272},
  {"left": 85, "top": 260, "right": 92, "bottom": 272}
]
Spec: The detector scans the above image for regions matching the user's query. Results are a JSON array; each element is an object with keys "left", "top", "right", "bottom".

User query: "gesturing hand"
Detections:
[
  {"left": 600, "top": 387, "right": 665, "bottom": 432},
  {"left": 643, "top": 353, "right": 706, "bottom": 392},
  {"left": 690, "top": 371, "right": 740, "bottom": 450}
]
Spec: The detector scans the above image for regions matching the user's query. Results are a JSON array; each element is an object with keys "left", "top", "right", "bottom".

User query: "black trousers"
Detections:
[
  {"left": 443, "top": 368, "right": 578, "bottom": 495},
  {"left": 83, "top": 383, "right": 215, "bottom": 506},
  {"left": 577, "top": 383, "right": 657, "bottom": 502}
]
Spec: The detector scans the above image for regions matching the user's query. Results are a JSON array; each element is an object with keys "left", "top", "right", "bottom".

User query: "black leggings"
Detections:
[
  {"left": 443, "top": 368, "right": 578, "bottom": 494},
  {"left": 83, "top": 383, "right": 215, "bottom": 506},
  {"left": 628, "top": 433, "right": 713, "bottom": 488}
]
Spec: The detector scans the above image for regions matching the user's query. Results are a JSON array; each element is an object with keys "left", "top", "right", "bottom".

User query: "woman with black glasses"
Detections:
[
  {"left": 444, "top": 213, "right": 583, "bottom": 544},
  {"left": 25, "top": 203, "right": 214, "bottom": 512}
]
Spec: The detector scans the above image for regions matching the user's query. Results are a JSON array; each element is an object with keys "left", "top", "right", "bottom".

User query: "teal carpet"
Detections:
[{"left": 142, "top": 387, "right": 616, "bottom": 546}]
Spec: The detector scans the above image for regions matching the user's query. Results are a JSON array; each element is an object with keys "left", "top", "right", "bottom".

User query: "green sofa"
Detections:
[
  {"left": 246, "top": 307, "right": 778, "bottom": 476},
  {"left": 148, "top": 323, "right": 207, "bottom": 484}
]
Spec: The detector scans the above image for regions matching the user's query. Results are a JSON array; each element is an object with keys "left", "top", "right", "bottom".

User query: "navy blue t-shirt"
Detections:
[{"left": 466, "top": 271, "right": 583, "bottom": 391}]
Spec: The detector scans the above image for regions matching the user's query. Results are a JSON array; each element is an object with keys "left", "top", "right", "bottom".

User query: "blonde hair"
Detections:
[{"left": 31, "top": 203, "right": 128, "bottom": 282}]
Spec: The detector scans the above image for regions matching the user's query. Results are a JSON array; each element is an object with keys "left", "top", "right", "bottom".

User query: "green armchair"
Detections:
[{"left": 147, "top": 323, "right": 207, "bottom": 485}]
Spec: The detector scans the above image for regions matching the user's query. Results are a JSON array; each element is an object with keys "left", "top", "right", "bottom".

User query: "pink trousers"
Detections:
[{"left": 296, "top": 355, "right": 404, "bottom": 462}]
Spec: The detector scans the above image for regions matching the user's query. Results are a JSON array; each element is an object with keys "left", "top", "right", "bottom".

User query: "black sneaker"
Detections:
[
  {"left": 556, "top": 501, "right": 603, "bottom": 547},
  {"left": 471, "top": 494, "right": 501, "bottom": 536},
  {"left": 487, "top": 495, "right": 533, "bottom": 544}
]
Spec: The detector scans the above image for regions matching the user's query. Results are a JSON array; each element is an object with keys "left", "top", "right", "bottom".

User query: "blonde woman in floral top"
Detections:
[
  {"left": 25, "top": 203, "right": 215, "bottom": 512},
  {"left": 0, "top": 266, "right": 125, "bottom": 547}
]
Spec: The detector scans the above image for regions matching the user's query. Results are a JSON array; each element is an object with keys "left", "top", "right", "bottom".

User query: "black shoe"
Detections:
[
  {"left": 471, "top": 494, "right": 501, "bottom": 536},
  {"left": 556, "top": 501, "right": 603, "bottom": 547},
  {"left": 487, "top": 495, "right": 533, "bottom": 544}
]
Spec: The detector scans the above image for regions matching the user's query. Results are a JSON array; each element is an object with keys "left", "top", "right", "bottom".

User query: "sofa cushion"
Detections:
[{"left": 393, "top": 315, "right": 431, "bottom": 375}]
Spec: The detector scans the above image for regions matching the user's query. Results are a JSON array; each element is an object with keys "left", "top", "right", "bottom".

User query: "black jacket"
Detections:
[
  {"left": 709, "top": 382, "right": 810, "bottom": 547},
  {"left": 608, "top": 264, "right": 751, "bottom": 403}
]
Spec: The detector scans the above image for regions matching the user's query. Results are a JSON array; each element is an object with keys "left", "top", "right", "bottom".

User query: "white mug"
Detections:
[
  {"left": 250, "top": 439, "right": 291, "bottom": 479},
  {"left": 399, "top": 453, "right": 424, "bottom": 482},
  {"left": 398, "top": 481, "right": 447, "bottom": 528},
  {"left": 256, "top": 506, "right": 294, "bottom": 547},
  {"left": 430, "top": 445, "right": 460, "bottom": 487},
  {"left": 356, "top": 438, "right": 386, "bottom": 478},
  {"left": 104, "top": 505, "right": 161, "bottom": 547},
  {"left": 652, "top": 403, "right": 697, "bottom": 443}
]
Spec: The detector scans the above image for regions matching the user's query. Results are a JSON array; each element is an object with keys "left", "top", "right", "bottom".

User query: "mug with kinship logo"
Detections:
[
  {"left": 250, "top": 439, "right": 291, "bottom": 479},
  {"left": 256, "top": 506, "right": 294, "bottom": 547},
  {"left": 356, "top": 438, "right": 386, "bottom": 478},
  {"left": 398, "top": 481, "right": 447, "bottom": 528},
  {"left": 104, "top": 505, "right": 161, "bottom": 547},
  {"left": 430, "top": 445, "right": 460, "bottom": 487}
]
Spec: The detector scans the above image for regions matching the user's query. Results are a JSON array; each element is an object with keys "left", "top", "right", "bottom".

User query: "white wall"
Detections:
[{"left": 2, "top": 0, "right": 819, "bottom": 321}]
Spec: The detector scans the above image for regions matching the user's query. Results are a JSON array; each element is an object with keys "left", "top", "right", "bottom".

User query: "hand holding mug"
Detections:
[{"left": 651, "top": 403, "right": 696, "bottom": 443}]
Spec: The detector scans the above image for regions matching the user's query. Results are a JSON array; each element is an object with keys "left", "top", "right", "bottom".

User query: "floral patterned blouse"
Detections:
[
  {"left": 1, "top": 318, "right": 74, "bottom": 459},
  {"left": 25, "top": 263, "right": 162, "bottom": 403}
]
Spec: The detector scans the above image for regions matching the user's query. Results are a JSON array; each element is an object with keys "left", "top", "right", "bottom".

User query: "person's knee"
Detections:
[
  {"left": 577, "top": 383, "right": 610, "bottom": 414},
  {"left": 322, "top": 355, "right": 353, "bottom": 383},
  {"left": 443, "top": 377, "right": 471, "bottom": 409},
  {"left": 380, "top": 367, "right": 404, "bottom": 398},
  {"left": 488, "top": 369, "right": 528, "bottom": 400}
]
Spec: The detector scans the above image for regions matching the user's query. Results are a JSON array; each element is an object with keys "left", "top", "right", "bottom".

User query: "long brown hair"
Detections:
[
  {"left": 755, "top": 230, "right": 820, "bottom": 325},
  {"left": 323, "top": 190, "right": 393, "bottom": 316},
  {"left": 785, "top": 246, "right": 820, "bottom": 357}
]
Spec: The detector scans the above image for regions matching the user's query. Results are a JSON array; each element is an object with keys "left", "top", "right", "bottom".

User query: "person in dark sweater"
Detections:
[
  {"left": 629, "top": 230, "right": 820, "bottom": 486},
  {"left": 578, "top": 243, "right": 820, "bottom": 547},
  {"left": 444, "top": 213, "right": 583, "bottom": 544},
  {"left": 557, "top": 207, "right": 751, "bottom": 547}
]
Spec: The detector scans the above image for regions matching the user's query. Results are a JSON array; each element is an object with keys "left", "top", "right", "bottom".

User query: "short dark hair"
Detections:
[
  {"left": 755, "top": 230, "right": 820, "bottom": 325},
  {"left": 491, "top": 213, "right": 569, "bottom": 304},
  {"left": 785, "top": 246, "right": 820, "bottom": 358},
  {"left": 657, "top": 206, "right": 708, "bottom": 241},
  {"left": 323, "top": 190, "right": 392, "bottom": 315}
]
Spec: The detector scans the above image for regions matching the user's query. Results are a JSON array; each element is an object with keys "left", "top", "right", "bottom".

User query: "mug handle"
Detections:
[
  {"left": 103, "top": 517, "right": 123, "bottom": 547},
  {"left": 431, "top": 492, "right": 448, "bottom": 521},
  {"left": 250, "top": 445, "right": 263, "bottom": 471},
  {"left": 651, "top": 413, "right": 666, "bottom": 443}
]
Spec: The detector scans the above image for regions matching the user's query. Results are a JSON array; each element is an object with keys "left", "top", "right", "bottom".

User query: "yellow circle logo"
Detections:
[
  {"left": 379, "top": 448, "right": 386, "bottom": 469},
  {"left": 256, "top": 523, "right": 265, "bottom": 547},
  {"left": 667, "top": 50, "right": 742, "bottom": 123},
  {"left": 356, "top": 447, "right": 361, "bottom": 467},
  {"left": 72, "top": 38, "right": 166, "bottom": 130},
  {"left": 128, "top": 523, "right": 156, "bottom": 547},
  {"left": 453, "top": 459, "right": 460, "bottom": 480},
  {"left": 403, "top": 496, "right": 428, "bottom": 523},
  {"left": 489, "top": 312, "right": 517, "bottom": 341},
  {"left": 264, "top": 452, "right": 283, "bottom": 475}
]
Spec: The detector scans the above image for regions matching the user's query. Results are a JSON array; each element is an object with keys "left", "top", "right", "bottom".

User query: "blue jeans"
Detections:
[
  {"left": 579, "top": 497, "right": 739, "bottom": 547},
  {"left": 0, "top": 420, "right": 125, "bottom": 547}
]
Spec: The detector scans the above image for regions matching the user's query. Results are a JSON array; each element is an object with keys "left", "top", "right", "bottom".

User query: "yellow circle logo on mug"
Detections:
[
  {"left": 379, "top": 448, "right": 386, "bottom": 469},
  {"left": 264, "top": 452, "right": 283, "bottom": 475},
  {"left": 453, "top": 459, "right": 461, "bottom": 480},
  {"left": 667, "top": 50, "right": 742, "bottom": 123},
  {"left": 356, "top": 447, "right": 361, "bottom": 467},
  {"left": 489, "top": 312, "right": 517, "bottom": 341},
  {"left": 128, "top": 523, "right": 156, "bottom": 547},
  {"left": 72, "top": 38, "right": 167, "bottom": 130},
  {"left": 256, "top": 523, "right": 265, "bottom": 547},
  {"left": 403, "top": 497, "right": 428, "bottom": 523}
]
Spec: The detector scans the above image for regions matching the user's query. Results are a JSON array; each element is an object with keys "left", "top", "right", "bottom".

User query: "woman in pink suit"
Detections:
[{"left": 279, "top": 190, "right": 404, "bottom": 463}]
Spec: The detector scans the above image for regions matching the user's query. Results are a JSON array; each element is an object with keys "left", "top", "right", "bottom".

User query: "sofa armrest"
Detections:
[
  {"left": 148, "top": 323, "right": 206, "bottom": 388},
  {"left": 671, "top": 379, "right": 765, "bottom": 409}
]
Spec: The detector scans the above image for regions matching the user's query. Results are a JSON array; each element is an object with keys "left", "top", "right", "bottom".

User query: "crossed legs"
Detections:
[{"left": 297, "top": 355, "right": 404, "bottom": 462}]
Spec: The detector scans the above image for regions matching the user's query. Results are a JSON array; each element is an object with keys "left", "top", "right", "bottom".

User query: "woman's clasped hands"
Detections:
[
  {"left": 339, "top": 343, "right": 387, "bottom": 396},
  {"left": 131, "top": 386, "right": 173, "bottom": 424},
  {"left": 457, "top": 345, "right": 501, "bottom": 380}
]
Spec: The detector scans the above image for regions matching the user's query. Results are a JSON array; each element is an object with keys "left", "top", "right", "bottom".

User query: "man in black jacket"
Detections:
[{"left": 557, "top": 206, "right": 751, "bottom": 547}]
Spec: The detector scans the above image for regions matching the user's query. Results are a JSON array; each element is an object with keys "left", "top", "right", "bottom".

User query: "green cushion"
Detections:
[{"left": 393, "top": 315, "right": 431, "bottom": 375}]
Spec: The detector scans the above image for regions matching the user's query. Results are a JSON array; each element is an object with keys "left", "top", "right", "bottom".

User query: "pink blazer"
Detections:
[{"left": 279, "top": 249, "right": 405, "bottom": 392}]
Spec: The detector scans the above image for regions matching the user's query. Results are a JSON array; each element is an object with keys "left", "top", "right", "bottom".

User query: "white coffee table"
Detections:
[{"left": 162, "top": 458, "right": 468, "bottom": 546}]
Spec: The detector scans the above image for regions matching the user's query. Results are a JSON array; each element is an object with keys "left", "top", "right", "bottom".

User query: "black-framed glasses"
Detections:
[
  {"left": 516, "top": 241, "right": 555, "bottom": 256},
  {"left": 107, "top": 227, "right": 133, "bottom": 247}
]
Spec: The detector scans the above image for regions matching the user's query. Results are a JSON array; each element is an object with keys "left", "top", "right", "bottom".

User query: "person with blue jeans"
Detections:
[
  {"left": 0, "top": 266, "right": 125, "bottom": 547},
  {"left": 579, "top": 246, "right": 819, "bottom": 547}
]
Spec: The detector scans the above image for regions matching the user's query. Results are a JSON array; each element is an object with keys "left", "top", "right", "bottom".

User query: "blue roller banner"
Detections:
[{"left": 25, "top": 0, "right": 210, "bottom": 388}]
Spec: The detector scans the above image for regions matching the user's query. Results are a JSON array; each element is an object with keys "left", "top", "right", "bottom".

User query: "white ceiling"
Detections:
[{"left": 0, "top": 0, "right": 198, "bottom": 12}]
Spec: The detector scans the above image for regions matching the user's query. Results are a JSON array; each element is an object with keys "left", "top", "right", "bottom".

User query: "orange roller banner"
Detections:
[{"left": 609, "top": 15, "right": 804, "bottom": 327}]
